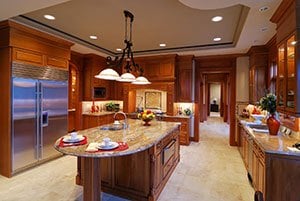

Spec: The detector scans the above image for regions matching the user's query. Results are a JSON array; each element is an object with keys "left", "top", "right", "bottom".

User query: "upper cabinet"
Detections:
[
  {"left": 134, "top": 54, "right": 176, "bottom": 82},
  {"left": 0, "top": 20, "right": 72, "bottom": 70},
  {"left": 176, "top": 55, "right": 194, "bottom": 102},
  {"left": 82, "top": 54, "right": 114, "bottom": 101},
  {"left": 271, "top": 0, "right": 300, "bottom": 116},
  {"left": 247, "top": 46, "right": 268, "bottom": 103},
  {"left": 276, "top": 34, "right": 297, "bottom": 114}
]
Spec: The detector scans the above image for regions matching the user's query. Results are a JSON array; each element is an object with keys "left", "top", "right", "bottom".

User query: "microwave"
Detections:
[{"left": 93, "top": 87, "right": 106, "bottom": 98}]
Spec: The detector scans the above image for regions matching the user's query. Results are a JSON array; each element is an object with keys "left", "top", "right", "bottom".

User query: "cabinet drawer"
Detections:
[{"left": 13, "top": 48, "right": 44, "bottom": 66}]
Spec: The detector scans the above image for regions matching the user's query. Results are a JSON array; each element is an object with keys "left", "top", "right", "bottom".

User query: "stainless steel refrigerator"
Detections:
[{"left": 12, "top": 77, "right": 68, "bottom": 172}]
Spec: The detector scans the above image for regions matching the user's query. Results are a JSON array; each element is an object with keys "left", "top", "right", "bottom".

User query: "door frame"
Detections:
[{"left": 195, "top": 55, "right": 237, "bottom": 146}]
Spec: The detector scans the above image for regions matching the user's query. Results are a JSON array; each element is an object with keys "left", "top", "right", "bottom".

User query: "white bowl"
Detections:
[{"left": 251, "top": 114, "right": 265, "bottom": 121}]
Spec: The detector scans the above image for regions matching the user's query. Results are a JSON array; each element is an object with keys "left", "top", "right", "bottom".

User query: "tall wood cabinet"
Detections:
[
  {"left": 82, "top": 54, "right": 114, "bottom": 101},
  {"left": 247, "top": 46, "right": 268, "bottom": 103},
  {"left": 271, "top": 0, "right": 300, "bottom": 117},
  {"left": 176, "top": 55, "right": 194, "bottom": 102},
  {"left": 0, "top": 20, "right": 72, "bottom": 177}
]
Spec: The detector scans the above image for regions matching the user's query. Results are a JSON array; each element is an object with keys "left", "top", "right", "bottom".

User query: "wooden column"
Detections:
[{"left": 83, "top": 158, "right": 101, "bottom": 201}]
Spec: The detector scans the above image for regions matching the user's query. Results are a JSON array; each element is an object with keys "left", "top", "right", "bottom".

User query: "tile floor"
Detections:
[{"left": 0, "top": 116, "right": 254, "bottom": 201}]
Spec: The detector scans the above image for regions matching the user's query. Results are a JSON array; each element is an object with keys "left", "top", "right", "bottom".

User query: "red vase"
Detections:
[{"left": 267, "top": 114, "right": 280, "bottom": 135}]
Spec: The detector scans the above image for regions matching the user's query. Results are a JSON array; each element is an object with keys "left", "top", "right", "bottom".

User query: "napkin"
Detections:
[
  {"left": 287, "top": 146, "right": 300, "bottom": 152},
  {"left": 85, "top": 142, "right": 99, "bottom": 152}
]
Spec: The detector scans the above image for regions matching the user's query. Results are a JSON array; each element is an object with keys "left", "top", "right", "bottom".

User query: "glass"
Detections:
[{"left": 286, "top": 35, "right": 296, "bottom": 108}]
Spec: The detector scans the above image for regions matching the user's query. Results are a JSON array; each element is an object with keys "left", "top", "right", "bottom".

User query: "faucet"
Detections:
[{"left": 113, "top": 111, "right": 128, "bottom": 129}]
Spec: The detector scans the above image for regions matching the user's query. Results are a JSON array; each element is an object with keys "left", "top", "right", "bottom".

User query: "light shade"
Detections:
[
  {"left": 132, "top": 76, "right": 151, "bottom": 85},
  {"left": 95, "top": 68, "right": 120, "bottom": 80},
  {"left": 117, "top": 72, "right": 136, "bottom": 82}
]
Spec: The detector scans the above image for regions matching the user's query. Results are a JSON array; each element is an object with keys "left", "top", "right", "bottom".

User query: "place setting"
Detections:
[
  {"left": 59, "top": 132, "right": 87, "bottom": 147},
  {"left": 85, "top": 137, "right": 128, "bottom": 153}
]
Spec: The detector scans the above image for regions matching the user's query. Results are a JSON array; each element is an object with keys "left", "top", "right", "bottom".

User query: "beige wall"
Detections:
[
  {"left": 236, "top": 56, "right": 249, "bottom": 102},
  {"left": 210, "top": 83, "right": 221, "bottom": 105}
]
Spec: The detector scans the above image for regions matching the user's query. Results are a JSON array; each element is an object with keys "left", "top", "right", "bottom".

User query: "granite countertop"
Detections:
[
  {"left": 156, "top": 114, "right": 193, "bottom": 119},
  {"left": 82, "top": 111, "right": 115, "bottom": 116},
  {"left": 54, "top": 119, "right": 180, "bottom": 158},
  {"left": 239, "top": 117, "right": 300, "bottom": 156}
]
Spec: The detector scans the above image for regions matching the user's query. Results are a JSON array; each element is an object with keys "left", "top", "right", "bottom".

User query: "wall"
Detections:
[
  {"left": 236, "top": 56, "right": 249, "bottom": 102},
  {"left": 210, "top": 83, "right": 221, "bottom": 105}
]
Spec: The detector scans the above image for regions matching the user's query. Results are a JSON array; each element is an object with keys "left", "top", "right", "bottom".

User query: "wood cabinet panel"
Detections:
[
  {"left": 12, "top": 48, "right": 44, "bottom": 66},
  {"left": 247, "top": 46, "right": 268, "bottom": 103},
  {"left": 176, "top": 55, "right": 194, "bottom": 102},
  {"left": 82, "top": 54, "right": 114, "bottom": 101},
  {"left": 82, "top": 114, "right": 114, "bottom": 130},
  {"left": 46, "top": 56, "right": 68, "bottom": 69}
]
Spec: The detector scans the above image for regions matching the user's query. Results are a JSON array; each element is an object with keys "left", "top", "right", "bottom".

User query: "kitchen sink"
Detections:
[{"left": 99, "top": 124, "right": 124, "bottom": 131}]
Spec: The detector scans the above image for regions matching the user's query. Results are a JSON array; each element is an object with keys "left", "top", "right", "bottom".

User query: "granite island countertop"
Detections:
[
  {"left": 239, "top": 117, "right": 300, "bottom": 156},
  {"left": 54, "top": 119, "right": 180, "bottom": 158}
]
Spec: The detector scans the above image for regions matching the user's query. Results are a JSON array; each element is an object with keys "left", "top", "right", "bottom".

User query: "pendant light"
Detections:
[{"left": 95, "top": 10, "right": 150, "bottom": 85}]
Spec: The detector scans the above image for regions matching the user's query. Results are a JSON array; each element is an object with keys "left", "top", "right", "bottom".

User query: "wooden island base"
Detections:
[{"left": 76, "top": 128, "right": 180, "bottom": 201}]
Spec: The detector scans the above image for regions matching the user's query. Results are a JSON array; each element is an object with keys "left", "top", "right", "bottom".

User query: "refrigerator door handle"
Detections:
[{"left": 42, "top": 111, "right": 49, "bottom": 127}]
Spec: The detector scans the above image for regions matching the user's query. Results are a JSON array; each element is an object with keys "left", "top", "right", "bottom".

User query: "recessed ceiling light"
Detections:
[
  {"left": 89, "top": 35, "right": 98, "bottom": 40},
  {"left": 291, "top": 41, "right": 297, "bottom": 45},
  {"left": 116, "top": 48, "right": 122, "bottom": 52},
  {"left": 211, "top": 16, "right": 223, "bottom": 22},
  {"left": 44, "top": 14, "right": 55, "bottom": 20},
  {"left": 259, "top": 6, "right": 269, "bottom": 12},
  {"left": 159, "top": 43, "right": 166, "bottom": 47},
  {"left": 213, "top": 37, "right": 222, "bottom": 42}
]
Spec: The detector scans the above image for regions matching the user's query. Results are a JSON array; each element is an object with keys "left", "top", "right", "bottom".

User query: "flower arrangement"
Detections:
[
  {"left": 259, "top": 93, "right": 277, "bottom": 115},
  {"left": 137, "top": 110, "right": 155, "bottom": 124}
]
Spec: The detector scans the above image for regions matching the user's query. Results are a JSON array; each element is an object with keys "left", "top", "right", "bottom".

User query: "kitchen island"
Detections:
[
  {"left": 237, "top": 118, "right": 300, "bottom": 201},
  {"left": 54, "top": 119, "right": 180, "bottom": 201}
]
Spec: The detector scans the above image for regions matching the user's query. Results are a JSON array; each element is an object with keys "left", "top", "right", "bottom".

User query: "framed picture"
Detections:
[{"left": 145, "top": 91, "right": 161, "bottom": 109}]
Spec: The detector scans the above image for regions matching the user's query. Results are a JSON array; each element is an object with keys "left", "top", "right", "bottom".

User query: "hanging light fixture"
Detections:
[{"left": 95, "top": 10, "right": 150, "bottom": 85}]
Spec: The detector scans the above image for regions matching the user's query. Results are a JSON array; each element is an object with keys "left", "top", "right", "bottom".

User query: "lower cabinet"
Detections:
[
  {"left": 160, "top": 116, "right": 191, "bottom": 145},
  {"left": 82, "top": 114, "right": 114, "bottom": 129},
  {"left": 76, "top": 128, "right": 180, "bottom": 201},
  {"left": 237, "top": 122, "right": 300, "bottom": 201}
]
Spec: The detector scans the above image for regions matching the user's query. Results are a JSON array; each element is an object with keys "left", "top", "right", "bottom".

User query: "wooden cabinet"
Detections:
[
  {"left": 82, "top": 114, "right": 114, "bottom": 129},
  {"left": 134, "top": 54, "right": 176, "bottom": 82},
  {"left": 247, "top": 46, "right": 268, "bottom": 103},
  {"left": 0, "top": 20, "right": 72, "bottom": 178},
  {"left": 252, "top": 140, "right": 265, "bottom": 195},
  {"left": 82, "top": 54, "right": 113, "bottom": 101},
  {"left": 271, "top": 0, "right": 300, "bottom": 117},
  {"left": 237, "top": 121, "right": 300, "bottom": 201},
  {"left": 160, "top": 116, "right": 191, "bottom": 145},
  {"left": 276, "top": 34, "right": 298, "bottom": 115},
  {"left": 76, "top": 126, "right": 180, "bottom": 201},
  {"left": 176, "top": 55, "right": 194, "bottom": 102}
]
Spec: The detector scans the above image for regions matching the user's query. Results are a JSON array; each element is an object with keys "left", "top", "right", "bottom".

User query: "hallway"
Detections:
[{"left": 0, "top": 117, "right": 254, "bottom": 201}]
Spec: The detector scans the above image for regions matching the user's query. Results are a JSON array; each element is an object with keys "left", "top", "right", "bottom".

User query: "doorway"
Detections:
[
  {"left": 195, "top": 56, "right": 236, "bottom": 146},
  {"left": 208, "top": 83, "right": 221, "bottom": 117}
]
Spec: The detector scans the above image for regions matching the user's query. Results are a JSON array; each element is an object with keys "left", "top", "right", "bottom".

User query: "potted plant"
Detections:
[
  {"left": 105, "top": 102, "right": 116, "bottom": 111},
  {"left": 259, "top": 93, "right": 280, "bottom": 135}
]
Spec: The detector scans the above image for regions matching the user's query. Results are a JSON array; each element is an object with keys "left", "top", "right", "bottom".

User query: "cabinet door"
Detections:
[
  {"left": 286, "top": 35, "right": 296, "bottom": 110},
  {"left": 12, "top": 48, "right": 44, "bottom": 66},
  {"left": 177, "top": 68, "right": 192, "bottom": 102}
]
